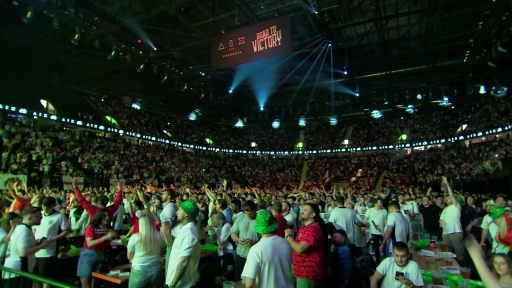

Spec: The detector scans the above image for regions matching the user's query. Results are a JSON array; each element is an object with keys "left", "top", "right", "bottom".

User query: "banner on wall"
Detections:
[
  {"left": 62, "top": 176, "right": 84, "bottom": 190},
  {"left": 109, "top": 179, "right": 126, "bottom": 190},
  {"left": 210, "top": 15, "right": 292, "bottom": 70},
  {"left": 0, "top": 174, "right": 27, "bottom": 189}
]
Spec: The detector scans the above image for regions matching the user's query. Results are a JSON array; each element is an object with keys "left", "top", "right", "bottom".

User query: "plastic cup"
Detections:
[
  {"left": 431, "top": 235, "right": 438, "bottom": 242},
  {"left": 424, "top": 233, "right": 431, "bottom": 240},
  {"left": 439, "top": 241, "right": 449, "bottom": 252},
  {"left": 443, "top": 255, "right": 453, "bottom": 266},
  {"left": 459, "top": 267, "right": 471, "bottom": 279},
  {"left": 222, "top": 281, "right": 235, "bottom": 288},
  {"left": 431, "top": 271, "right": 443, "bottom": 285}
]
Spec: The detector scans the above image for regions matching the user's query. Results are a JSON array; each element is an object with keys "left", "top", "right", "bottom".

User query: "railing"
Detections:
[{"left": 0, "top": 265, "right": 77, "bottom": 288}]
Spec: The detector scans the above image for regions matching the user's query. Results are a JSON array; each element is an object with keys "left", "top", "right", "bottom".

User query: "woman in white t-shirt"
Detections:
[{"left": 127, "top": 211, "right": 165, "bottom": 288}]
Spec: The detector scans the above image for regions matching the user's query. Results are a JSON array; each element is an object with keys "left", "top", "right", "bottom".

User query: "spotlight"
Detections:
[
  {"left": 479, "top": 85, "right": 486, "bottom": 94},
  {"left": 260, "top": 107, "right": 264, "bottom": 111},
  {"left": 161, "top": 72, "right": 168, "bottom": 83},
  {"left": 272, "top": 119, "right": 280, "bottom": 129},
  {"left": 22, "top": 6, "right": 35, "bottom": 24},
  {"left": 229, "top": 88, "right": 233, "bottom": 94},
  {"left": 298, "top": 117, "right": 306, "bottom": 127},
  {"left": 235, "top": 119, "right": 244, "bottom": 127},
  {"left": 136, "top": 63, "right": 145, "bottom": 73},
  {"left": 71, "top": 27, "right": 81, "bottom": 45},
  {"left": 107, "top": 46, "right": 117, "bottom": 60},
  {"left": 329, "top": 117, "right": 337, "bottom": 126},
  {"left": 416, "top": 94, "right": 422, "bottom": 99},
  {"left": 371, "top": 110, "right": 383, "bottom": 119},
  {"left": 137, "top": 39, "right": 142, "bottom": 44},
  {"left": 188, "top": 109, "right": 201, "bottom": 120}
]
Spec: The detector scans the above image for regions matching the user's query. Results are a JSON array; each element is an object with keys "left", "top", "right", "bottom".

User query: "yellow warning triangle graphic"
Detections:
[{"left": 218, "top": 43, "right": 225, "bottom": 50}]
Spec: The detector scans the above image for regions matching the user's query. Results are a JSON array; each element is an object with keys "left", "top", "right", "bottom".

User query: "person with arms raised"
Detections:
[
  {"left": 439, "top": 176, "right": 464, "bottom": 260},
  {"left": 73, "top": 178, "right": 123, "bottom": 221},
  {"left": 242, "top": 210, "right": 294, "bottom": 288}
]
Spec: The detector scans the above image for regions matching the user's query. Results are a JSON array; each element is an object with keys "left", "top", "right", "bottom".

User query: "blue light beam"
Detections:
[
  {"left": 330, "top": 45, "right": 334, "bottom": 115},
  {"left": 231, "top": 35, "right": 324, "bottom": 91},
  {"left": 278, "top": 40, "right": 327, "bottom": 87},
  {"left": 284, "top": 43, "right": 328, "bottom": 114},
  {"left": 307, "top": 43, "right": 329, "bottom": 110}
]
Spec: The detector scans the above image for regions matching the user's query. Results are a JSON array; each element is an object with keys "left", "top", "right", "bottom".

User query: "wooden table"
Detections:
[
  {"left": 412, "top": 253, "right": 461, "bottom": 285},
  {"left": 91, "top": 263, "right": 131, "bottom": 287}
]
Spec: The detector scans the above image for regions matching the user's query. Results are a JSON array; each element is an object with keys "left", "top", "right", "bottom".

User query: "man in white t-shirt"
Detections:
[
  {"left": 480, "top": 200, "right": 496, "bottom": 248},
  {"left": 3, "top": 208, "right": 50, "bottom": 284},
  {"left": 379, "top": 201, "right": 409, "bottom": 257},
  {"left": 439, "top": 176, "right": 463, "bottom": 260},
  {"left": 242, "top": 210, "right": 294, "bottom": 288},
  {"left": 165, "top": 200, "right": 201, "bottom": 288},
  {"left": 370, "top": 241, "right": 424, "bottom": 288},
  {"left": 33, "top": 197, "right": 71, "bottom": 286},
  {"left": 160, "top": 189, "right": 178, "bottom": 273},
  {"left": 398, "top": 195, "right": 418, "bottom": 240},
  {"left": 329, "top": 197, "right": 364, "bottom": 244},
  {"left": 281, "top": 202, "right": 296, "bottom": 230},
  {"left": 365, "top": 198, "right": 387, "bottom": 264}
]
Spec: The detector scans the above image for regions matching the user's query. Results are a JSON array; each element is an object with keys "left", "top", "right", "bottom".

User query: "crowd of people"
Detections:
[
  {"left": 0, "top": 94, "right": 510, "bottom": 288},
  {"left": 86, "top": 95, "right": 512, "bottom": 150},
  {"left": 0, "top": 166, "right": 512, "bottom": 288}
]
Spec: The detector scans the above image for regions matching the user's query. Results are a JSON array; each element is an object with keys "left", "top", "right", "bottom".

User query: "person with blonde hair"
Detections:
[{"left": 127, "top": 210, "right": 165, "bottom": 288}]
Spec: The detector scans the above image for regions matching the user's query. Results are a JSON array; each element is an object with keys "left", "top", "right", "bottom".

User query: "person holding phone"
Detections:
[{"left": 370, "top": 242, "right": 423, "bottom": 288}]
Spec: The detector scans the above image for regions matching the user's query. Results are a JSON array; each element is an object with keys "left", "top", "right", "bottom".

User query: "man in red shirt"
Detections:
[
  {"left": 285, "top": 202, "right": 326, "bottom": 288},
  {"left": 271, "top": 202, "right": 288, "bottom": 238}
]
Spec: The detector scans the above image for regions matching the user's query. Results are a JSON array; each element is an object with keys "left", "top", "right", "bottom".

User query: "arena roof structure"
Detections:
[{"left": 0, "top": 0, "right": 510, "bottom": 122}]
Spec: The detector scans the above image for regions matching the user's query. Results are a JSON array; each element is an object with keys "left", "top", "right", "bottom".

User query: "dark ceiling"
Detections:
[{"left": 0, "top": 0, "right": 511, "bottom": 123}]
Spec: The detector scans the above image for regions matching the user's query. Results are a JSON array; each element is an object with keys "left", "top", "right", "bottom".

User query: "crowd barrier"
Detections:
[{"left": 0, "top": 265, "right": 77, "bottom": 288}]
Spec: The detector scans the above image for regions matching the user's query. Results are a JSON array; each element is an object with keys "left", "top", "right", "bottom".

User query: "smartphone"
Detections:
[{"left": 395, "top": 271, "right": 404, "bottom": 280}]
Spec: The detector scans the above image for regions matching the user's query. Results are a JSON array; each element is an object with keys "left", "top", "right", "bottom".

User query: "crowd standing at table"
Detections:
[{"left": 0, "top": 97, "right": 510, "bottom": 287}]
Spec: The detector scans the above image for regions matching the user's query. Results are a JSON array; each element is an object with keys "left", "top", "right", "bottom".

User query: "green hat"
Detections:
[
  {"left": 107, "top": 193, "right": 114, "bottom": 201},
  {"left": 254, "top": 210, "right": 278, "bottom": 234},
  {"left": 264, "top": 197, "right": 271, "bottom": 202},
  {"left": 490, "top": 206, "right": 507, "bottom": 220},
  {"left": 179, "top": 200, "right": 199, "bottom": 219}
]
